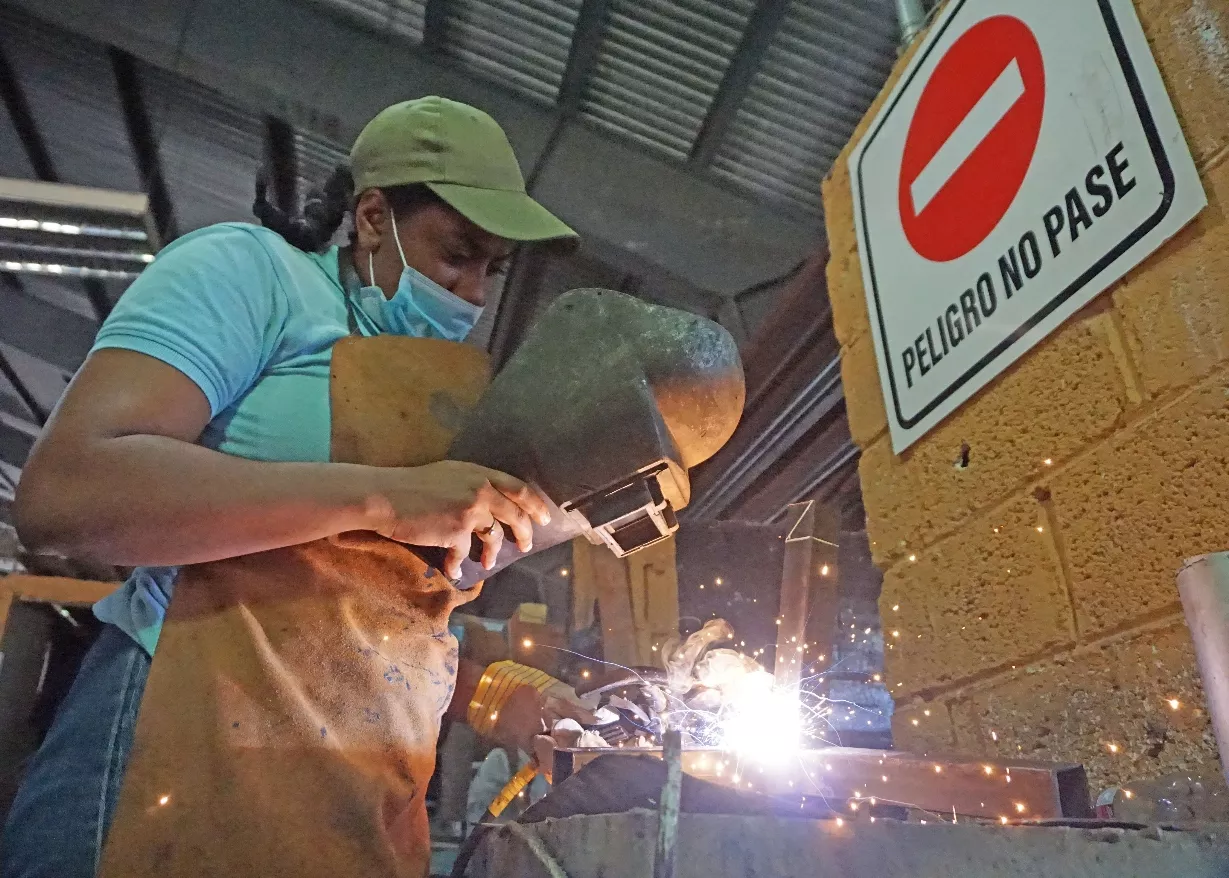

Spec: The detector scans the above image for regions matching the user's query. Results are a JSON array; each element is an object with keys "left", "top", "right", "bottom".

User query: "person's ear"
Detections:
[{"left": 353, "top": 189, "right": 389, "bottom": 254}]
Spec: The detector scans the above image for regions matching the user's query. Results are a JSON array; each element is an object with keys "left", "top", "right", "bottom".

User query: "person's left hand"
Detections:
[{"left": 490, "top": 678, "right": 597, "bottom": 759}]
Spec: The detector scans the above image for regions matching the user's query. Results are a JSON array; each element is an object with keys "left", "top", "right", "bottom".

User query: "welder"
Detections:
[{"left": 1, "top": 97, "right": 596, "bottom": 878}]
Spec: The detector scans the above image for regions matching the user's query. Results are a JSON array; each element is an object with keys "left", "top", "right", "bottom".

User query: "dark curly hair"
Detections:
[{"left": 253, "top": 164, "right": 444, "bottom": 253}]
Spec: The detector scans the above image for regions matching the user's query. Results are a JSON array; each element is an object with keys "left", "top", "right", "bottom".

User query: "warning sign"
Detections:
[{"left": 850, "top": 0, "right": 1206, "bottom": 453}]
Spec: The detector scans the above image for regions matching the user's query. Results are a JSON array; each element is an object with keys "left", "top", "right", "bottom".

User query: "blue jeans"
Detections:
[{"left": 1, "top": 624, "right": 150, "bottom": 878}]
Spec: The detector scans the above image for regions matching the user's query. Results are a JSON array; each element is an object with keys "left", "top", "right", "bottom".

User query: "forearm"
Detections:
[
  {"left": 447, "top": 658, "right": 486, "bottom": 723},
  {"left": 15, "top": 434, "right": 384, "bottom": 567}
]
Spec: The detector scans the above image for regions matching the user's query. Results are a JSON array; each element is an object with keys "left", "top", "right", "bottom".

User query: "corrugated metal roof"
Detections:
[
  {"left": 320, "top": 0, "right": 428, "bottom": 42},
  {"left": 0, "top": 9, "right": 142, "bottom": 192},
  {"left": 0, "top": 104, "right": 35, "bottom": 181},
  {"left": 582, "top": 0, "right": 756, "bottom": 159},
  {"left": 295, "top": 129, "right": 350, "bottom": 196},
  {"left": 140, "top": 67, "right": 266, "bottom": 232},
  {"left": 443, "top": 0, "right": 582, "bottom": 105},
  {"left": 710, "top": 0, "right": 898, "bottom": 215}
]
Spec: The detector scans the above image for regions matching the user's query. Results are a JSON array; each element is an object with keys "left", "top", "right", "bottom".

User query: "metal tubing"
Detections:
[
  {"left": 895, "top": 0, "right": 927, "bottom": 47},
  {"left": 1177, "top": 552, "right": 1229, "bottom": 788}
]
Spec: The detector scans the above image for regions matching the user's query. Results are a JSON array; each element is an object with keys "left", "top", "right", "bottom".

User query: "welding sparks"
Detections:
[{"left": 1168, "top": 698, "right": 1181, "bottom": 710}]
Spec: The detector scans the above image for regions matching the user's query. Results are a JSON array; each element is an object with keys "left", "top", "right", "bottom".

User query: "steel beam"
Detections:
[
  {"left": 558, "top": 0, "right": 610, "bottom": 113},
  {"left": 683, "top": 334, "right": 843, "bottom": 521},
  {"left": 0, "top": 420, "right": 34, "bottom": 470},
  {"left": 0, "top": 277, "right": 98, "bottom": 373},
  {"left": 0, "top": 345, "right": 48, "bottom": 425},
  {"left": 420, "top": 0, "right": 451, "bottom": 53},
  {"left": 553, "top": 747, "right": 1093, "bottom": 821},
  {"left": 3, "top": 0, "right": 814, "bottom": 296},
  {"left": 524, "top": 0, "right": 611, "bottom": 191},
  {"left": 0, "top": 38, "right": 56, "bottom": 182},
  {"left": 109, "top": 47, "right": 177, "bottom": 247},
  {"left": 688, "top": 0, "right": 791, "bottom": 169},
  {"left": 728, "top": 411, "right": 857, "bottom": 524}
]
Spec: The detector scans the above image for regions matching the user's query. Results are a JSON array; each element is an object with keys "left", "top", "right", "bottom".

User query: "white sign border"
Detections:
[{"left": 849, "top": 0, "right": 1204, "bottom": 453}]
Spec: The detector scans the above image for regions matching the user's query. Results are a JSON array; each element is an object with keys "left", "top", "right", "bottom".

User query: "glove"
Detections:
[{"left": 467, "top": 661, "right": 596, "bottom": 758}]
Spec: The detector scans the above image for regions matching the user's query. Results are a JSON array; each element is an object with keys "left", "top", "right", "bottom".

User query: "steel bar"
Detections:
[
  {"left": 654, "top": 730, "right": 682, "bottom": 878},
  {"left": 553, "top": 747, "right": 1092, "bottom": 821},
  {"left": 774, "top": 500, "right": 838, "bottom": 690},
  {"left": 1178, "top": 551, "right": 1229, "bottom": 789}
]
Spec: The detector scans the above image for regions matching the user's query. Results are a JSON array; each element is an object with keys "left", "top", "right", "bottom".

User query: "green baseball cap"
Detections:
[{"left": 350, "top": 96, "right": 577, "bottom": 244}]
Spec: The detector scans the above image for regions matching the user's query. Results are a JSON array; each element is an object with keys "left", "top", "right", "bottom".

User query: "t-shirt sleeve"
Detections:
[{"left": 91, "top": 225, "right": 284, "bottom": 418}]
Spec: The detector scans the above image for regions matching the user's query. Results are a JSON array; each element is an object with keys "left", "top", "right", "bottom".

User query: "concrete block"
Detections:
[
  {"left": 825, "top": 228, "right": 872, "bottom": 349},
  {"left": 1113, "top": 155, "right": 1229, "bottom": 396},
  {"left": 1134, "top": 0, "right": 1229, "bottom": 167},
  {"left": 822, "top": 25, "right": 931, "bottom": 349},
  {"left": 841, "top": 333, "right": 888, "bottom": 449},
  {"left": 465, "top": 809, "right": 1229, "bottom": 878},
  {"left": 891, "top": 700, "right": 956, "bottom": 756},
  {"left": 859, "top": 317, "right": 1127, "bottom": 564},
  {"left": 1051, "top": 373, "right": 1229, "bottom": 635},
  {"left": 881, "top": 497, "right": 1075, "bottom": 695},
  {"left": 954, "top": 622, "right": 1217, "bottom": 792}
]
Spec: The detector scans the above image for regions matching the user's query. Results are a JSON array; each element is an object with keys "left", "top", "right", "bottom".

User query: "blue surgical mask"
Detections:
[{"left": 355, "top": 208, "right": 484, "bottom": 341}]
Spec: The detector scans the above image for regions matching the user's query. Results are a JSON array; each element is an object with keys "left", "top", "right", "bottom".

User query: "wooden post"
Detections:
[
  {"left": 774, "top": 502, "right": 839, "bottom": 690},
  {"left": 571, "top": 537, "right": 679, "bottom": 667}
]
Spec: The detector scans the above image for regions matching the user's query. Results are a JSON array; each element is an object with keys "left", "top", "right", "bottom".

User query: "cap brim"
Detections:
[{"left": 426, "top": 182, "right": 578, "bottom": 245}]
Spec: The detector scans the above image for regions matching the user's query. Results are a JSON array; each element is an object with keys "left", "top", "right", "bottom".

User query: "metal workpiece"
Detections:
[
  {"left": 1178, "top": 551, "right": 1229, "bottom": 790},
  {"left": 774, "top": 500, "right": 839, "bottom": 690},
  {"left": 439, "top": 288, "right": 745, "bottom": 587},
  {"left": 551, "top": 747, "right": 1091, "bottom": 822},
  {"left": 459, "top": 810, "right": 1229, "bottom": 878}
]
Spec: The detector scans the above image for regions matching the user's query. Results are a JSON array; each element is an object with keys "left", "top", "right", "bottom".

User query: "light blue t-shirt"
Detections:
[{"left": 91, "top": 222, "right": 387, "bottom": 655}]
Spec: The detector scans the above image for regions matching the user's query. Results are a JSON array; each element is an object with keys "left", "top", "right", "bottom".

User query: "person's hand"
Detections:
[
  {"left": 490, "top": 679, "right": 598, "bottom": 759},
  {"left": 361, "top": 461, "right": 551, "bottom": 578}
]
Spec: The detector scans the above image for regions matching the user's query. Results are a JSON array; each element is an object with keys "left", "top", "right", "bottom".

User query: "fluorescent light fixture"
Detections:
[{"left": 0, "top": 177, "right": 158, "bottom": 280}]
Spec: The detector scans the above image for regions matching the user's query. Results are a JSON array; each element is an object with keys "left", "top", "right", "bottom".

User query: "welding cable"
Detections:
[{"left": 485, "top": 762, "right": 540, "bottom": 820}]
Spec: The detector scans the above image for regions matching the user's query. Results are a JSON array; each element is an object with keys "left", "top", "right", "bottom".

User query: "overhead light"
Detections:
[{"left": 0, "top": 177, "right": 158, "bottom": 280}]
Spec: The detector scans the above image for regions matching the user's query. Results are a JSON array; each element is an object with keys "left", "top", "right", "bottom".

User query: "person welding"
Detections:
[{"left": 2, "top": 96, "right": 595, "bottom": 878}]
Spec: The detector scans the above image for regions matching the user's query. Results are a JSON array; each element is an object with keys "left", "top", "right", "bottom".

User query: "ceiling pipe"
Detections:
[{"left": 895, "top": 0, "right": 927, "bottom": 47}]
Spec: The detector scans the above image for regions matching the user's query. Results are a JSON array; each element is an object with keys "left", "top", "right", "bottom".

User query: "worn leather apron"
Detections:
[{"left": 99, "top": 334, "right": 491, "bottom": 878}]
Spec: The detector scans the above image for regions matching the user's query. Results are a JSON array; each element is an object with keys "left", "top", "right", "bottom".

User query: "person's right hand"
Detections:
[{"left": 362, "top": 461, "right": 551, "bottom": 579}]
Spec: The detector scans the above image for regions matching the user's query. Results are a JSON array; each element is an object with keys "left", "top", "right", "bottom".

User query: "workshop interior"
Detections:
[{"left": 0, "top": 0, "right": 1228, "bottom": 875}]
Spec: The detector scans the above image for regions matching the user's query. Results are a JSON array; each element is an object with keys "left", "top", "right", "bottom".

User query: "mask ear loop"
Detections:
[
  {"left": 389, "top": 206, "right": 410, "bottom": 268},
  {"left": 367, "top": 206, "right": 408, "bottom": 288}
]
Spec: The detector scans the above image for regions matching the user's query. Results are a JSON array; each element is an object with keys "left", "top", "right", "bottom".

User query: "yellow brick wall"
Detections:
[{"left": 824, "top": 0, "right": 1229, "bottom": 790}]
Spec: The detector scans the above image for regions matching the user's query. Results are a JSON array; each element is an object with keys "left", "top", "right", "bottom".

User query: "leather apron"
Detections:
[{"left": 99, "top": 334, "right": 490, "bottom": 878}]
